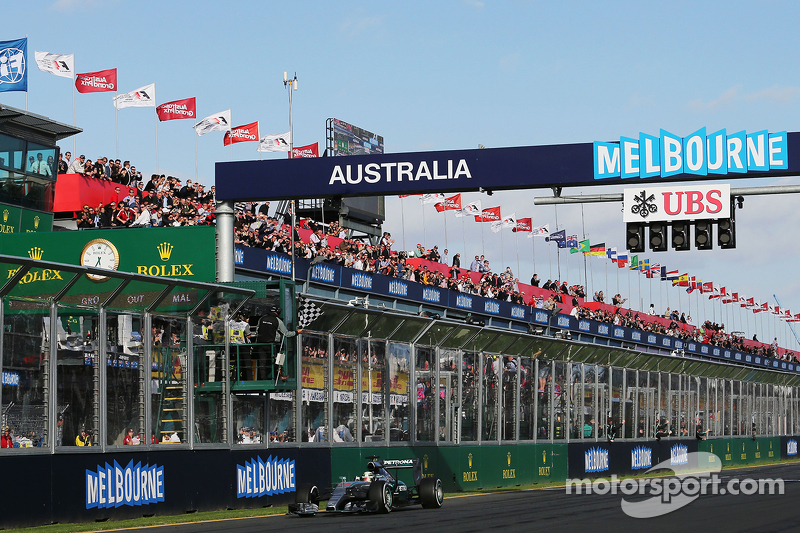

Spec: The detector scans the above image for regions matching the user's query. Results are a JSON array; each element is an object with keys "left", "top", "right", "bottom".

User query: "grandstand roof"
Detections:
[{"left": 0, "top": 104, "right": 82, "bottom": 142}]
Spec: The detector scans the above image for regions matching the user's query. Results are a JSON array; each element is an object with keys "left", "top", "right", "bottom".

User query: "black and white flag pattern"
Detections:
[{"left": 298, "top": 297, "right": 323, "bottom": 328}]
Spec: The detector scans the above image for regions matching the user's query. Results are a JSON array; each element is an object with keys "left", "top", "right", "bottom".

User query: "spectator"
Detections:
[{"left": 67, "top": 154, "right": 86, "bottom": 174}]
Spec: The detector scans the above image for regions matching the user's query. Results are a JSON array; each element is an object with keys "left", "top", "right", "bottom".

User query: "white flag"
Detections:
[
  {"left": 257, "top": 131, "right": 291, "bottom": 152},
  {"left": 454, "top": 200, "right": 482, "bottom": 217},
  {"left": 34, "top": 51, "right": 74, "bottom": 79},
  {"left": 527, "top": 223, "right": 550, "bottom": 238},
  {"left": 491, "top": 213, "right": 516, "bottom": 233},
  {"left": 420, "top": 193, "right": 445, "bottom": 205},
  {"left": 113, "top": 83, "right": 156, "bottom": 110},
  {"left": 194, "top": 109, "right": 232, "bottom": 136}
]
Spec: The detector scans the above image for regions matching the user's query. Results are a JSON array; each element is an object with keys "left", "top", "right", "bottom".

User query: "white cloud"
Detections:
[
  {"left": 689, "top": 84, "right": 800, "bottom": 110},
  {"left": 688, "top": 85, "right": 741, "bottom": 110},
  {"left": 746, "top": 84, "right": 800, "bottom": 103}
]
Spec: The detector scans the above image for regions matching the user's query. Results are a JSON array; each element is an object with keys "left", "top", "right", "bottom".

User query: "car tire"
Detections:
[
  {"left": 295, "top": 483, "right": 319, "bottom": 504},
  {"left": 419, "top": 477, "right": 443, "bottom": 508},
  {"left": 368, "top": 480, "right": 393, "bottom": 513}
]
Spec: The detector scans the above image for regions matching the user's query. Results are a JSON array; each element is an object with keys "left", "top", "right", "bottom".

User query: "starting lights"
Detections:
[
  {"left": 671, "top": 221, "right": 690, "bottom": 251},
  {"left": 626, "top": 222, "right": 645, "bottom": 253},
  {"left": 649, "top": 223, "right": 667, "bottom": 252},
  {"left": 694, "top": 221, "right": 712, "bottom": 250}
]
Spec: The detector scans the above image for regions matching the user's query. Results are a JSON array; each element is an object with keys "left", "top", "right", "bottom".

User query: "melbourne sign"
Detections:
[
  {"left": 86, "top": 461, "right": 165, "bottom": 509},
  {"left": 216, "top": 130, "right": 800, "bottom": 201},
  {"left": 236, "top": 455, "right": 296, "bottom": 498},
  {"left": 622, "top": 184, "right": 731, "bottom": 222},
  {"left": 595, "top": 128, "right": 787, "bottom": 180}
]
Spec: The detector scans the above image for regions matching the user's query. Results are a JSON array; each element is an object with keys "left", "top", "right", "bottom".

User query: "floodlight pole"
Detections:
[{"left": 284, "top": 72, "right": 298, "bottom": 281}]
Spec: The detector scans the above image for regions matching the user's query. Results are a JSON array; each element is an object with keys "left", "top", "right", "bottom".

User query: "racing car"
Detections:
[{"left": 289, "top": 456, "right": 443, "bottom": 515}]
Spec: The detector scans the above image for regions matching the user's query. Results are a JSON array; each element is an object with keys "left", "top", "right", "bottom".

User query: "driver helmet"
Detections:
[
  {"left": 269, "top": 305, "right": 282, "bottom": 316},
  {"left": 362, "top": 471, "right": 374, "bottom": 482}
]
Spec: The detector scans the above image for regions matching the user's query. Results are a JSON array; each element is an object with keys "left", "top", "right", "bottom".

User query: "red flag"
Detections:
[
  {"left": 75, "top": 68, "right": 117, "bottom": 93},
  {"left": 434, "top": 194, "right": 462, "bottom": 212},
  {"left": 223, "top": 121, "right": 260, "bottom": 146},
  {"left": 709, "top": 286, "right": 726, "bottom": 299},
  {"left": 156, "top": 97, "right": 196, "bottom": 121},
  {"left": 291, "top": 142, "right": 319, "bottom": 158},
  {"left": 398, "top": 195, "right": 419, "bottom": 198},
  {"left": 701, "top": 282, "right": 713, "bottom": 293},
  {"left": 513, "top": 218, "right": 532, "bottom": 232},
  {"left": 474, "top": 206, "right": 501, "bottom": 222},
  {"left": 753, "top": 302, "right": 769, "bottom": 313}
]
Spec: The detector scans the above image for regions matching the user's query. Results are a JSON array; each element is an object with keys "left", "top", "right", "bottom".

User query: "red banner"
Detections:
[
  {"left": 223, "top": 121, "right": 260, "bottom": 146},
  {"left": 512, "top": 217, "right": 532, "bottom": 232},
  {"left": 474, "top": 206, "right": 501, "bottom": 222},
  {"left": 434, "top": 193, "right": 461, "bottom": 212},
  {"left": 156, "top": 97, "right": 196, "bottom": 121},
  {"left": 292, "top": 142, "right": 319, "bottom": 158},
  {"left": 75, "top": 68, "right": 117, "bottom": 93}
]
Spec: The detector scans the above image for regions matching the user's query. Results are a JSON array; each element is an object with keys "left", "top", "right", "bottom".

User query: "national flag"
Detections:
[
  {"left": 665, "top": 269, "right": 680, "bottom": 281},
  {"left": 513, "top": 218, "right": 532, "bottom": 233},
  {"left": 645, "top": 263, "right": 660, "bottom": 278},
  {"left": 545, "top": 229, "right": 566, "bottom": 248},
  {"left": 671, "top": 273, "right": 688, "bottom": 286},
  {"left": 113, "top": 83, "right": 156, "bottom": 110},
  {"left": 686, "top": 278, "right": 701, "bottom": 293},
  {"left": 566, "top": 235, "right": 578, "bottom": 249},
  {"left": 454, "top": 200, "right": 482, "bottom": 217},
  {"left": 420, "top": 193, "right": 446, "bottom": 205},
  {"left": 34, "top": 50, "right": 73, "bottom": 79},
  {"left": 615, "top": 253, "right": 628, "bottom": 268},
  {"left": 434, "top": 194, "right": 461, "bottom": 212},
  {"left": 475, "top": 206, "right": 501, "bottom": 222},
  {"left": 528, "top": 224, "right": 550, "bottom": 238},
  {"left": 297, "top": 297, "right": 324, "bottom": 328},
  {"left": 606, "top": 247, "right": 618, "bottom": 261},
  {"left": 194, "top": 109, "right": 231, "bottom": 136},
  {"left": 629, "top": 255, "right": 639, "bottom": 270},
  {"left": 636, "top": 258, "right": 650, "bottom": 271},
  {"left": 0, "top": 38, "right": 27, "bottom": 93},
  {"left": 157, "top": 97, "right": 196, "bottom": 121},
  {"left": 709, "top": 286, "right": 726, "bottom": 299},
  {"left": 257, "top": 131, "right": 291, "bottom": 151},
  {"left": 586, "top": 243, "right": 607, "bottom": 257},
  {"left": 75, "top": 68, "right": 116, "bottom": 93},
  {"left": 291, "top": 142, "right": 319, "bottom": 158},
  {"left": 571, "top": 239, "right": 590, "bottom": 254},
  {"left": 224, "top": 121, "right": 260, "bottom": 146}
]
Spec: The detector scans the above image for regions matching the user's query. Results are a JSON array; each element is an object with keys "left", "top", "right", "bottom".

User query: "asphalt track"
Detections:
[{"left": 118, "top": 462, "right": 800, "bottom": 533}]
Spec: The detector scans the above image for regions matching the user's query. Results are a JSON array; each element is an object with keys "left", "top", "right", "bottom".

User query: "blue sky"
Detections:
[{"left": 5, "top": 0, "right": 800, "bottom": 346}]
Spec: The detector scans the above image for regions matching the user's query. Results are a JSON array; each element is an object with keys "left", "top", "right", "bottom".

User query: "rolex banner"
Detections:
[
  {"left": 157, "top": 97, "right": 196, "bottom": 121},
  {"left": 223, "top": 121, "right": 260, "bottom": 146},
  {"left": 34, "top": 51, "right": 74, "bottom": 79},
  {"left": 113, "top": 83, "right": 155, "bottom": 110},
  {"left": 194, "top": 109, "right": 231, "bottom": 136},
  {"left": 75, "top": 68, "right": 117, "bottom": 93}
]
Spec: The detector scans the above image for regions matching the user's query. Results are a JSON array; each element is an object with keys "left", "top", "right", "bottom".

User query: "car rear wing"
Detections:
[{"left": 382, "top": 458, "right": 423, "bottom": 486}]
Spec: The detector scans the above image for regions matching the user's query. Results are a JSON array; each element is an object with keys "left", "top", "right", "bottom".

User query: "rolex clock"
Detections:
[{"left": 80, "top": 239, "right": 120, "bottom": 281}]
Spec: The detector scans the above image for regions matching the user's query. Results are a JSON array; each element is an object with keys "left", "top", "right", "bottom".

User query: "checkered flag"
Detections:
[{"left": 298, "top": 297, "right": 323, "bottom": 328}]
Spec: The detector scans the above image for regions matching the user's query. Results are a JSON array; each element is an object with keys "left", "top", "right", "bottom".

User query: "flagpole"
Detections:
[
  {"left": 194, "top": 128, "right": 198, "bottom": 182},
  {"left": 481, "top": 221, "right": 485, "bottom": 259},
  {"left": 500, "top": 228, "right": 505, "bottom": 274},
  {"left": 401, "top": 197, "right": 407, "bottom": 251},
  {"left": 72, "top": 66, "right": 76, "bottom": 155},
  {"left": 462, "top": 215, "right": 466, "bottom": 263},
  {"left": 422, "top": 204, "right": 427, "bottom": 249},
  {"left": 115, "top": 106, "right": 119, "bottom": 159},
  {"left": 443, "top": 209, "right": 448, "bottom": 252},
  {"left": 554, "top": 207, "right": 561, "bottom": 281},
  {"left": 531, "top": 233, "right": 536, "bottom": 279},
  {"left": 154, "top": 110, "right": 159, "bottom": 174},
  {"left": 515, "top": 231, "right": 520, "bottom": 281}
]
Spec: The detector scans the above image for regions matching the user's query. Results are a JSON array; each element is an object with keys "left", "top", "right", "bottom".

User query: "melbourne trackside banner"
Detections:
[
  {"left": 113, "top": 83, "right": 156, "bottom": 110},
  {"left": 623, "top": 184, "right": 731, "bottom": 223},
  {"left": 292, "top": 142, "right": 319, "bottom": 158},
  {"left": 75, "top": 68, "right": 117, "bottom": 93},
  {"left": 85, "top": 460, "right": 165, "bottom": 509},
  {"left": 224, "top": 121, "right": 260, "bottom": 146},
  {"left": 236, "top": 456, "right": 296, "bottom": 498},
  {"left": 34, "top": 50, "right": 74, "bottom": 79},
  {"left": 157, "top": 97, "right": 196, "bottom": 121},
  {"left": 0, "top": 38, "right": 27, "bottom": 93},
  {"left": 215, "top": 129, "right": 800, "bottom": 202},
  {"left": 195, "top": 109, "right": 231, "bottom": 136},
  {"left": 257, "top": 131, "right": 291, "bottom": 152}
]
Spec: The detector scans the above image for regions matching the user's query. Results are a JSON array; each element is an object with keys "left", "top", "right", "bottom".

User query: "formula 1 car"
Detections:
[{"left": 288, "top": 456, "right": 443, "bottom": 515}]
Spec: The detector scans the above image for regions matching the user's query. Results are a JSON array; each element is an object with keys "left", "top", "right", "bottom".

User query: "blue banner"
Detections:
[{"left": 0, "top": 38, "right": 27, "bottom": 93}]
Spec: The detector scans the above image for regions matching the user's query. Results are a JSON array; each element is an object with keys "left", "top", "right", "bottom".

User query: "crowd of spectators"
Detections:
[{"left": 69, "top": 152, "right": 217, "bottom": 229}]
